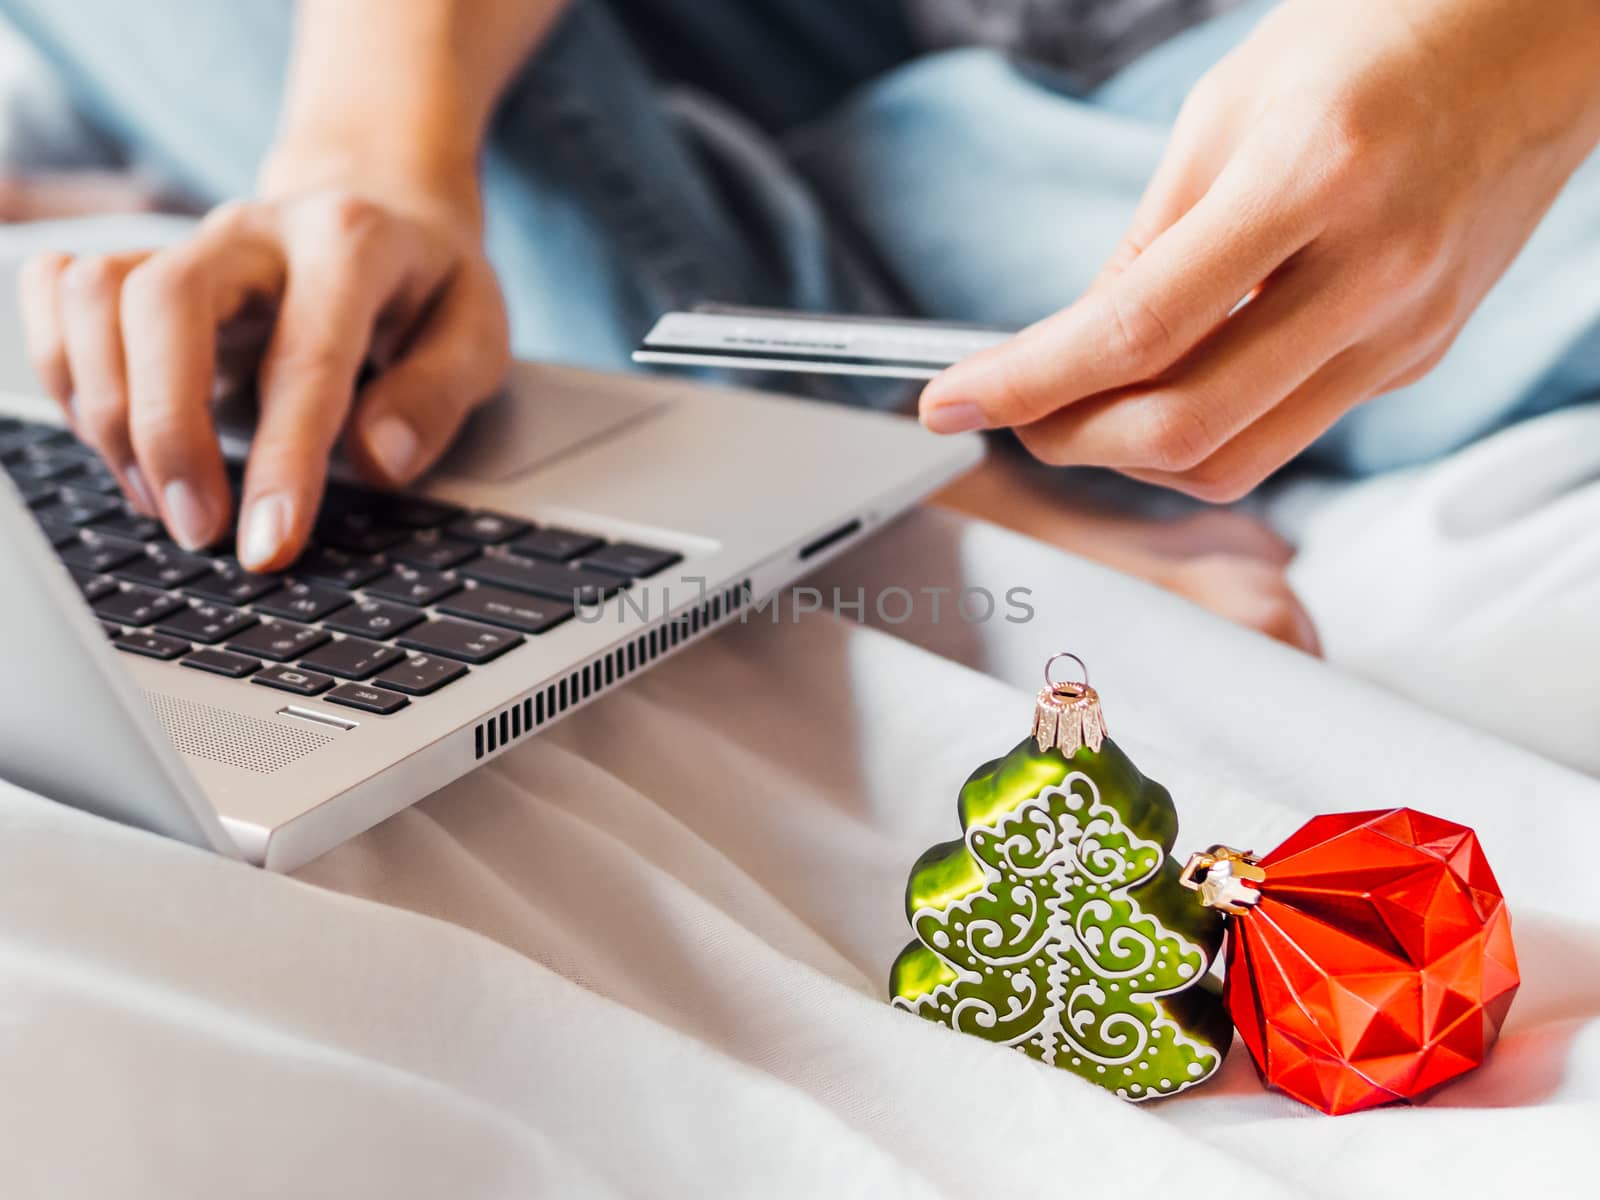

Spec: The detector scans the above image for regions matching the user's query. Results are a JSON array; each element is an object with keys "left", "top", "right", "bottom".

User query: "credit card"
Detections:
[{"left": 633, "top": 305, "right": 1015, "bottom": 380}]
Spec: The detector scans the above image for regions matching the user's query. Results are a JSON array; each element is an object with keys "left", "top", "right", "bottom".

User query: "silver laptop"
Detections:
[{"left": 0, "top": 358, "right": 979, "bottom": 871}]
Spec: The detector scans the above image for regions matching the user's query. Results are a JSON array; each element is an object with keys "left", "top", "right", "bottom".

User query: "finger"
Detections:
[
  {"left": 1162, "top": 555, "right": 1322, "bottom": 655},
  {"left": 121, "top": 227, "right": 285, "bottom": 550},
  {"left": 1012, "top": 258, "right": 1353, "bottom": 472},
  {"left": 364, "top": 276, "right": 439, "bottom": 373},
  {"left": 921, "top": 133, "right": 1325, "bottom": 433},
  {"left": 57, "top": 251, "right": 157, "bottom": 513},
  {"left": 1091, "top": 111, "right": 1226, "bottom": 290},
  {"left": 345, "top": 261, "right": 510, "bottom": 489},
  {"left": 1126, "top": 346, "right": 1391, "bottom": 502},
  {"left": 18, "top": 251, "right": 73, "bottom": 414},
  {"left": 237, "top": 200, "right": 449, "bottom": 571}
]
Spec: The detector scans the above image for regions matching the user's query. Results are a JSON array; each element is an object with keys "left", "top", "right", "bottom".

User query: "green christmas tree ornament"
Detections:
[{"left": 889, "top": 653, "right": 1232, "bottom": 1100}]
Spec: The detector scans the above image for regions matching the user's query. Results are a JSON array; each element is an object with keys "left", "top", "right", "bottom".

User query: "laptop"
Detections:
[{"left": 0, "top": 349, "right": 979, "bottom": 871}]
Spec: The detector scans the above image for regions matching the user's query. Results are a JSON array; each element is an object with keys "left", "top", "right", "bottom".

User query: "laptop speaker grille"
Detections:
[
  {"left": 143, "top": 691, "right": 334, "bottom": 774},
  {"left": 473, "top": 579, "right": 752, "bottom": 761}
]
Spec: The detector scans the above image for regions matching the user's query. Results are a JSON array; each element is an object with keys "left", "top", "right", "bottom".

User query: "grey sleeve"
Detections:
[{"left": 903, "top": 0, "right": 1240, "bottom": 89}]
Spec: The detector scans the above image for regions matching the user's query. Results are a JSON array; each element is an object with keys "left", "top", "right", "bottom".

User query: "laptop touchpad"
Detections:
[{"left": 435, "top": 364, "right": 668, "bottom": 484}]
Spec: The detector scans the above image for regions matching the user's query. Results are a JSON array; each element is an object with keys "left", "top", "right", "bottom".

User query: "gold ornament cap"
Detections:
[
  {"left": 1032, "top": 652, "right": 1108, "bottom": 758},
  {"left": 1179, "top": 846, "right": 1266, "bottom": 916}
]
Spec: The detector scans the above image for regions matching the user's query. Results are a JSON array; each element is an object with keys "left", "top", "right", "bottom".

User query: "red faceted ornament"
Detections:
[{"left": 1184, "top": 808, "right": 1519, "bottom": 1115}]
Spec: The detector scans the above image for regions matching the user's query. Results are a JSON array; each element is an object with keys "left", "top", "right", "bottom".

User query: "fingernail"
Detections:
[
  {"left": 239, "top": 493, "right": 292, "bottom": 571},
  {"left": 1295, "top": 605, "right": 1324, "bottom": 659},
  {"left": 366, "top": 414, "right": 420, "bottom": 482},
  {"left": 921, "top": 402, "right": 986, "bottom": 435},
  {"left": 124, "top": 464, "right": 157, "bottom": 516},
  {"left": 162, "top": 479, "right": 215, "bottom": 550}
]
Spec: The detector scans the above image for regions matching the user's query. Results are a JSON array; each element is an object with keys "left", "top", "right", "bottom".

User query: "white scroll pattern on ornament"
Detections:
[{"left": 896, "top": 773, "right": 1222, "bottom": 1099}]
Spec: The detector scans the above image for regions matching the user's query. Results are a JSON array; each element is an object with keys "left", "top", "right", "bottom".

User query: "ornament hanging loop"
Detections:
[
  {"left": 1180, "top": 846, "right": 1266, "bottom": 916},
  {"left": 1044, "top": 651, "right": 1091, "bottom": 696},
  {"left": 1033, "top": 652, "right": 1107, "bottom": 757}
]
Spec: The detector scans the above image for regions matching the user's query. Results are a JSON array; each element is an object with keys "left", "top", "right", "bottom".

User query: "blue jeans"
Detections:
[{"left": 5, "top": 0, "right": 1597, "bottom": 474}]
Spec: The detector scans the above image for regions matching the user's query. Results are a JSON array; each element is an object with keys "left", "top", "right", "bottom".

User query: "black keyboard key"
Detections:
[
  {"left": 324, "top": 682, "right": 410, "bottom": 715},
  {"left": 14, "top": 477, "right": 59, "bottom": 506},
  {"left": 315, "top": 509, "right": 407, "bottom": 554},
  {"left": 322, "top": 597, "right": 424, "bottom": 640},
  {"left": 114, "top": 545, "right": 213, "bottom": 590},
  {"left": 2, "top": 439, "right": 46, "bottom": 464},
  {"left": 113, "top": 629, "right": 190, "bottom": 661},
  {"left": 56, "top": 480, "right": 120, "bottom": 511},
  {"left": 445, "top": 511, "right": 531, "bottom": 545},
  {"left": 397, "top": 618, "right": 523, "bottom": 664},
  {"left": 37, "top": 488, "right": 121, "bottom": 527},
  {"left": 186, "top": 560, "right": 285, "bottom": 606},
  {"left": 180, "top": 648, "right": 261, "bottom": 679},
  {"left": 254, "top": 580, "right": 351, "bottom": 623},
  {"left": 316, "top": 481, "right": 369, "bottom": 513},
  {"left": 7, "top": 454, "right": 83, "bottom": 484},
  {"left": 68, "top": 567, "right": 118, "bottom": 601},
  {"left": 76, "top": 466, "right": 123, "bottom": 496},
  {"left": 252, "top": 664, "right": 335, "bottom": 696},
  {"left": 59, "top": 530, "right": 143, "bottom": 573},
  {"left": 373, "top": 654, "right": 468, "bottom": 696},
  {"left": 93, "top": 585, "right": 184, "bottom": 628},
  {"left": 22, "top": 437, "right": 93, "bottom": 464},
  {"left": 365, "top": 564, "right": 461, "bottom": 607},
  {"left": 156, "top": 601, "right": 259, "bottom": 645},
  {"left": 367, "top": 494, "right": 462, "bottom": 530},
  {"left": 227, "top": 619, "right": 330, "bottom": 662},
  {"left": 461, "top": 553, "right": 625, "bottom": 605},
  {"left": 300, "top": 636, "right": 405, "bottom": 680},
  {"left": 95, "top": 509, "right": 166, "bottom": 542},
  {"left": 390, "top": 533, "right": 478, "bottom": 571},
  {"left": 35, "top": 517, "right": 80, "bottom": 548},
  {"left": 581, "top": 542, "right": 683, "bottom": 579},
  {"left": 99, "top": 621, "right": 122, "bottom": 638},
  {"left": 0, "top": 425, "right": 69, "bottom": 458},
  {"left": 295, "top": 545, "right": 387, "bottom": 589},
  {"left": 438, "top": 585, "right": 573, "bottom": 635},
  {"left": 509, "top": 527, "right": 603, "bottom": 563}
]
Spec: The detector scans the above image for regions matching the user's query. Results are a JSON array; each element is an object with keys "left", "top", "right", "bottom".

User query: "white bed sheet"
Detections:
[
  {"left": 1, "top": 508, "right": 1595, "bottom": 1198},
  {"left": 1282, "top": 405, "right": 1600, "bottom": 777}
]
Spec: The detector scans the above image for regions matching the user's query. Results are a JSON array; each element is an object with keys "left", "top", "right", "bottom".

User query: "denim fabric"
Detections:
[{"left": 4, "top": 0, "right": 1596, "bottom": 474}]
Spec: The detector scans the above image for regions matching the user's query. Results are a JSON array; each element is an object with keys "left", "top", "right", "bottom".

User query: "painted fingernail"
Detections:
[
  {"left": 123, "top": 464, "right": 157, "bottom": 516},
  {"left": 366, "top": 414, "right": 420, "bottom": 482},
  {"left": 162, "top": 479, "right": 215, "bottom": 550},
  {"left": 921, "top": 402, "right": 986, "bottom": 435},
  {"left": 238, "top": 493, "right": 292, "bottom": 571}
]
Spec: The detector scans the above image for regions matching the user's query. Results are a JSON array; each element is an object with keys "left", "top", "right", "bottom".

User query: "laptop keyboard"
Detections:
[{"left": 1, "top": 416, "right": 682, "bottom": 717}]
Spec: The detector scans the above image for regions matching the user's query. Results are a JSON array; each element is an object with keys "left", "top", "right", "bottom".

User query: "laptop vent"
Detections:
[
  {"left": 143, "top": 691, "right": 334, "bottom": 774},
  {"left": 473, "top": 579, "right": 752, "bottom": 762}
]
